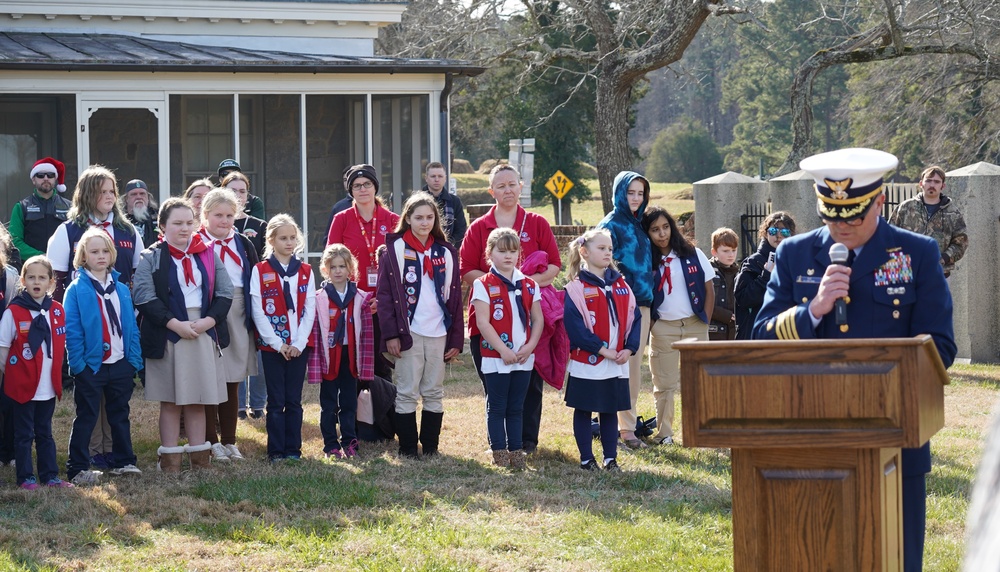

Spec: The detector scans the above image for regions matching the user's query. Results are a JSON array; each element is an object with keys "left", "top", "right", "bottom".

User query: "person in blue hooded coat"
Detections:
[{"left": 596, "top": 171, "right": 654, "bottom": 449}]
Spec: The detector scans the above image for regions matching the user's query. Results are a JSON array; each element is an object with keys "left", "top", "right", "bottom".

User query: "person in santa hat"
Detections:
[{"left": 9, "top": 158, "right": 72, "bottom": 262}]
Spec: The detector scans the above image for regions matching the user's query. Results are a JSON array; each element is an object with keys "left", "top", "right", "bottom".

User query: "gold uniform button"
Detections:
[
  {"left": 840, "top": 324, "right": 849, "bottom": 333},
  {"left": 844, "top": 296, "right": 851, "bottom": 304},
  {"left": 802, "top": 297, "right": 808, "bottom": 303},
  {"left": 893, "top": 299, "right": 900, "bottom": 306}
]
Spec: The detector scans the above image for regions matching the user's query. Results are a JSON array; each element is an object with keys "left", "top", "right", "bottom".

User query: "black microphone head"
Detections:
[{"left": 829, "top": 242, "right": 849, "bottom": 264}]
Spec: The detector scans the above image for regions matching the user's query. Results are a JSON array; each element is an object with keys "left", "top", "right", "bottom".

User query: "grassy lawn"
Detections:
[
  {"left": 453, "top": 174, "right": 694, "bottom": 227},
  {"left": 0, "top": 357, "right": 995, "bottom": 570}
]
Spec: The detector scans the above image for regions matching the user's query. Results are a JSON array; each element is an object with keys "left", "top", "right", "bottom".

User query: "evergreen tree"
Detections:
[{"left": 647, "top": 118, "right": 723, "bottom": 183}]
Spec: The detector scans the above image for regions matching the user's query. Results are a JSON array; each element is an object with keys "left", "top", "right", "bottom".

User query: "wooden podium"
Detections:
[{"left": 675, "top": 336, "right": 949, "bottom": 572}]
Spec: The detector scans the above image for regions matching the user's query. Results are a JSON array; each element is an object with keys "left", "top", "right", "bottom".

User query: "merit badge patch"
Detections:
[
  {"left": 265, "top": 299, "right": 276, "bottom": 315},
  {"left": 493, "top": 308, "right": 504, "bottom": 320},
  {"left": 405, "top": 271, "right": 418, "bottom": 284}
]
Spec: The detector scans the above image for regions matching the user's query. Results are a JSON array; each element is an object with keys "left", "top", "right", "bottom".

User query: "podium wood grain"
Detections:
[{"left": 676, "top": 337, "right": 947, "bottom": 572}]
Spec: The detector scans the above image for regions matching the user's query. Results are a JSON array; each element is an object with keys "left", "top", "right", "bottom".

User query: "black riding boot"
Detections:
[
  {"left": 419, "top": 410, "right": 443, "bottom": 456},
  {"left": 395, "top": 411, "right": 420, "bottom": 458}
]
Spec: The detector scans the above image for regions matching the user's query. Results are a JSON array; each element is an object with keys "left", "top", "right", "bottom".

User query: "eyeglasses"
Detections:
[
  {"left": 34, "top": 173, "right": 57, "bottom": 179},
  {"left": 767, "top": 227, "right": 792, "bottom": 238},
  {"left": 351, "top": 181, "right": 375, "bottom": 191},
  {"left": 833, "top": 217, "right": 866, "bottom": 227}
]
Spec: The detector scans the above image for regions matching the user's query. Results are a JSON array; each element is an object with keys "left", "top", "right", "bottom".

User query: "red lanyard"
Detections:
[{"left": 353, "top": 205, "right": 379, "bottom": 266}]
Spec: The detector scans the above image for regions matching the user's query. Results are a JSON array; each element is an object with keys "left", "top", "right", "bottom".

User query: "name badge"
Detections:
[
  {"left": 367, "top": 269, "right": 378, "bottom": 288},
  {"left": 796, "top": 276, "right": 822, "bottom": 284}
]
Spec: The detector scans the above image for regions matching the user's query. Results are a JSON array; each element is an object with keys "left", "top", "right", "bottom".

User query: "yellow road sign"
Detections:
[{"left": 545, "top": 170, "right": 574, "bottom": 200}]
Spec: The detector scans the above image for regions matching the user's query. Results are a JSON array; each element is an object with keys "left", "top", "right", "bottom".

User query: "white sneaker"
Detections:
[
  {"left": 224, "top": 444, "right": 245, "bottom": 461},
  {"left": 210, "top": 442, "right": 232, "bottom": 462},
  {"left": 110, "top": 464, "right": 142, "bottom": 476},
  {"left": 71, "top": 470, "right": 103, "bottom": 486}
]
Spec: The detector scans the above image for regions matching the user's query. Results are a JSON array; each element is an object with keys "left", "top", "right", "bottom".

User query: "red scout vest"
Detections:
[
  {"left": 325, "top": 292, "right": 359, "bottom": 380},
  {"left": 255, "top": 259, "right": 312, "bottom": 352},
  {"left": 3, "top": 303, "right": 66, "bottom": 404},
  {"left": 571, "top": 275, "right": 632, "bottom": 366},
  {"left": 478, "top": 272, "right": 535, "bottom": 359}
]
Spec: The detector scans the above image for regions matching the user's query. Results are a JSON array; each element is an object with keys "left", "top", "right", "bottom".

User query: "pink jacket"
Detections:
[{"left": 520, "top": 251, "right": 569, "bottom": 390}]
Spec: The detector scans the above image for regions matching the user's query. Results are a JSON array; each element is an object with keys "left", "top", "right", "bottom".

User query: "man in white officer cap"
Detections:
[{"left": 753, "top": 148, "right": 957, "bottom": 571}]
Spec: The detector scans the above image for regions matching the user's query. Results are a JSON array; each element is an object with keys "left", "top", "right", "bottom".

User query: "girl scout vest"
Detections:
[
  {"left": 566, "top": 275, "right": 634, "bottom": 365},
  {"left": 652, "top": 254, "right": 708, "bottom": 324},
  {"left": 256, "top": 259, "right": 312, "bottom": 352},
  {"left": 4, "top": 302, "right": 66, "bottom": 404},
  {"left": 477, "top": 271, "right": 535, "bottom": 358},
  {"left": 400, "top": 241, "right": 451, "bottom": 329},
  {"left": 65, "top": 221, "right": 138, "bottom": 285}
]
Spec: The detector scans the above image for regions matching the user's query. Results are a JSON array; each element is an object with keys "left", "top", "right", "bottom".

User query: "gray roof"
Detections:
[{"left": 0, "top": 32, "right": 484, "bottom": 76}]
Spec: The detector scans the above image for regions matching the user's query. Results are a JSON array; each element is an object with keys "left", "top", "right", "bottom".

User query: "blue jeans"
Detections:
[
  {"left": 319, "top": 352, "right": 358, "bottom": 452},
  {"left": 484, "top": 370, "right": 531, "bottom": 451},
  {"left": 4, "top": 394, "right": 58, "bottom": 485},
  {"left": 67, "top": 360, "right": 137, "bottom": 479},
  {"left": 261, "top": 349, "right": 309, "bottom": 459},
  {"left": 238, "top": 351, "right": 267, "bottom": 411}
]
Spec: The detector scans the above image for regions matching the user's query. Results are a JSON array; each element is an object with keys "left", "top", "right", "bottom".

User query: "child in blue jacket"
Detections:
[{"left": 63, "top": 227, "right": 143, "bottom": 485}]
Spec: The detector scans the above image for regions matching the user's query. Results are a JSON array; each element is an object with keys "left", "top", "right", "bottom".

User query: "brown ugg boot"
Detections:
[
  {"left": 492, "top": 449, "right": 509, "bottom": 468},
  {"left": 508, "top": 450, "right": 527, "bottom": 471},
  {"left": 186, "top": 442, "right": 213, "bottom": 470},
  {"left": 157, "top": 445, "right": 185, "bottom": 474}
]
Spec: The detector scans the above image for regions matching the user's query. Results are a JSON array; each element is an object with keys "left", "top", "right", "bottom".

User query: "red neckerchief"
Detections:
[
  {"left": 95, "top": 220, "right": 112, "bottom": 236},
  {"left": 202, "top": 230, "right": 242, "bottom": 269},
  {"left": 402, "top": 229, "right": 434, "bottom": 278},
  {"left": 167, "top": 236, "right": 208, "bottom": 286},
  {"left": 658, "top": 254, "right": 674, "bottom": 294},
  {"left": 353, "top": 204, "right": 381, "bottom": 267}
]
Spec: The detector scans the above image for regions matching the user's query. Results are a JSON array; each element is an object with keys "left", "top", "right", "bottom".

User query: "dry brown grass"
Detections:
[{"left": 0, "top": 358, "right": 994, "bottom": 571}]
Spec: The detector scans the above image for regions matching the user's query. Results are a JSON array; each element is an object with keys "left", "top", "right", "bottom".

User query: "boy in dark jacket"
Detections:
[{"left": 708, "top": 228, "right": 739, "bottom": 341}]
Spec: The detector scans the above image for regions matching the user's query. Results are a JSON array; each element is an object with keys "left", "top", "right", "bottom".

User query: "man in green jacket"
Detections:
[
  {"left": 889, "top": 165, "right": 969, "bottom": 277},
  {"left": 9, "top": 157, "right": 72, "bottom": 262}
]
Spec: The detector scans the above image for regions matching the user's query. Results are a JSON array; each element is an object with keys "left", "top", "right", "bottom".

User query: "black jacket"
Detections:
[
  {"left": 734, "top": 239, "right": 775, "bottom": 340},
  {"left": 423, "top": 185, "right": 467, "bottom": 249}
]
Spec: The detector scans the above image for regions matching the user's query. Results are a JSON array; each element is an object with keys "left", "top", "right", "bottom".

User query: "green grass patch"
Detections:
[{"left": 192, "top": 466, "right": 381, "bottom": 509}]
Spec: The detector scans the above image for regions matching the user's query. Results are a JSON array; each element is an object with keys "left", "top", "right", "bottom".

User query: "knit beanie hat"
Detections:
[{"left": 345, "top": 164, "right": 379, "bottom": 196}]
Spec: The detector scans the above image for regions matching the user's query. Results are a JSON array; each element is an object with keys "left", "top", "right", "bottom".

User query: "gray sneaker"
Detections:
[
  {"left": 110, "top": 464, "right": 142, "bottom": 476},
  {"left": 71, "top": 470, "right": 103, "bottom": 486}
]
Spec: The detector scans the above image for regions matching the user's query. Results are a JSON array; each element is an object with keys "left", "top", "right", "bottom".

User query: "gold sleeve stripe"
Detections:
[{"left": 775, "top": 308, "right": 800, "bottom": 340}]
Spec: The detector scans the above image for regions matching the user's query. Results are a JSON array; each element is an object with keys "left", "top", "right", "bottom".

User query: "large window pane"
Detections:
[
  {"left": 305, "top": 95, "right": 366, "bottom": 257},
  {"left": 372, "top": 94, "right": 429, "bottom": 213}
]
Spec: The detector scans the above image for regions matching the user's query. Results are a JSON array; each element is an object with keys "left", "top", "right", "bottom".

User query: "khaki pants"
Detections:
[
  {"left": 394, "top": 333, "right": 446, "bottom": 415},
  {"left": 617, "top": 306, "right": 651, "bottom": 433},
  {"left": 649, "top": 316, "right": 707, "bottom": 440}
]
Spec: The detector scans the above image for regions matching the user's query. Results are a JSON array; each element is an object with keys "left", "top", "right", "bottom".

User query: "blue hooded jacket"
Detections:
[{"left": 597, "top": 171, "right": 654, "bottom": 306}]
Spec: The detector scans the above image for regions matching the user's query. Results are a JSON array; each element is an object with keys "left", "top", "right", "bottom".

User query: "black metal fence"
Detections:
[{"left": 740, "top": 203, "right": 770, "bottom": 259}]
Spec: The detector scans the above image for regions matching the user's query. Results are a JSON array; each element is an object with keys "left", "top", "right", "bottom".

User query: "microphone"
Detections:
[{"left": 829, "top": 243, "right": 850, "bottom": 326}]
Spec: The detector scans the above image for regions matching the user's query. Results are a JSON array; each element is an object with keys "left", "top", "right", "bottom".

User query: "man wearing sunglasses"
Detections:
[
  {"left": 9, "top": 157, "right": 72, "bottom": 262},
  {"left": 753, "top": 148, "right": 956, "bottom": 572},
  {"left": 888, "top": 166, "right": 968, "bottom": 278}
]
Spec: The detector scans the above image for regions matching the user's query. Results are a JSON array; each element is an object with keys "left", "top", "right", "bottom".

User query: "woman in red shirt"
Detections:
[
  {"left": 326, "top": 165, "right": 399, "bottom": 379},
  {"left": 459, "top": 164, "right": 561, "bottom": 454}
]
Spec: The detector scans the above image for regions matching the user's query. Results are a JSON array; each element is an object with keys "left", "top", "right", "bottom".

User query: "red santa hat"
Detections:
[{"left": 29, "top": 157, "right": 67, "bottom": 193}]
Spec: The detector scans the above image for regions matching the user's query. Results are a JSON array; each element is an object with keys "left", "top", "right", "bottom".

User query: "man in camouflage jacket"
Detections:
[{"left": 888, "top": 165, "right": 969, "bottom": 277}]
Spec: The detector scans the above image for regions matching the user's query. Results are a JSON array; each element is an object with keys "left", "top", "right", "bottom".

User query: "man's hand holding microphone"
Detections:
[{"left": 808, "top": 243, "right": 852, "bottom": 324}]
